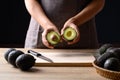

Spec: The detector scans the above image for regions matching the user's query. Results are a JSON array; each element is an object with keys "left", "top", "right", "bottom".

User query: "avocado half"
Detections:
[
  {"left": 63, "top": 27, "right": 77, "bottom": 41},
  {"left": 46, "top": 31, "right": 60, "bottom": 45}
]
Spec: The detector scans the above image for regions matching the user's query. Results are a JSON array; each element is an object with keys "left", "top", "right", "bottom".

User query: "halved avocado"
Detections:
[
  {"left": 63, "top": 27, "right": 77, "bottom": 41},
  {"left": 47, "top": 31, "right": 60, "bottom": 45}
]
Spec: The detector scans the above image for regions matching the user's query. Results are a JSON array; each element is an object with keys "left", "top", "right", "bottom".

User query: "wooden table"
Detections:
[{"left": 0, "top": 48, "right": 107, "bottom": 80}]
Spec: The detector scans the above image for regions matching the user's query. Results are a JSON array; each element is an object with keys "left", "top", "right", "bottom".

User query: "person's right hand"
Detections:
[{"left": 42, "top": 25, "right": 60, "bottom": 49}]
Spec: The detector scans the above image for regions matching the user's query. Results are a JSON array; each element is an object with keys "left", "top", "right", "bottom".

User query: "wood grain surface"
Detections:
[
  {"left": 0, "top": 48, "right": 107, "bottom": 80},
  {"left": 34, "top": 49, "right": 96, "bottom": 67}
]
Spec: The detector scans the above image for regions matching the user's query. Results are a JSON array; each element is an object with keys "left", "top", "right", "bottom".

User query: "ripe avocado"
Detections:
[
  {"left": 47, "top": 31, "right": 60, "bottom": 45},
  {"left": 104, "top": 57, "right": 120, "bottom": 71},
  {"left": 63, "top": 27, "right": 77, "bottom": 41},
  {"left": 4, "top": 48, "right": 16, "bottom": 62},
  {"left": 94, "top": 44, "right": 112, "bottom": 59},
  {"left": 8, "top": 50, "right": 24, "bottom": 67},
  {"left": 98, "top": 44, "right": 112, "bottom": 55},
  {"left": 107, "top": 48, "right": 120, "bottom": 59},
  {"left": 96, "top": 52, "right": 116, "bottom": 67},
  {"left": 106, "top": 47, "right": 115, "bottom": 53},
  {"left": 16, "top": 54, "right": 36, "bottom": 71}
]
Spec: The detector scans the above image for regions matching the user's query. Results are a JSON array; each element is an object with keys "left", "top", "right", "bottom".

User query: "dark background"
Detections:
[{"left": 0, "top": 0, "right": 120, "bottom": 48}]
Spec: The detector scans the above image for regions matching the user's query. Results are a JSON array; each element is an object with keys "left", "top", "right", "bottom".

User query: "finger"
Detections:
[
  {"left": 42, "top": 37, "right": 54, "bottom": 49},
  {"left": 68, "top": 38, "right": 79, "bottom": 45},
  {"left": 61, "top": 27, "right": 65, "bottom": 35}
]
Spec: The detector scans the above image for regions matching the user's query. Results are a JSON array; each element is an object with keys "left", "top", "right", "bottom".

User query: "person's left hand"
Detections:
[
  {"left": 61, "top": 19, "right": 80, "bottom": 45},
  {"left": 42, "top": 25, "right": 60, "bottom": 49}
]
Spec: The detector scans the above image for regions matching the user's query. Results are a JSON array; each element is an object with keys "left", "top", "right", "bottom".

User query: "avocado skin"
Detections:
[
  {"left": 106, "top": 48, "right": 120, "bottom": 60},
  {"left": 95, "top": 44, "right": 120, "bottom": 71},
  {"left": 94, "top": 44, "right": 112, "bottom": 59},
  {"left": 96, "top": 52, "right": 117, "bottom": 67},
  {"left": 4, "top": 48, "right": 16, "bottom": 62},
  {"left": 104, "top": 57, "right": 120, "bottom": 71},
  {"left": 93, "top": 52, "right": 101, "bottom": 60},
  {"left": 16, "top": 54, "right": 35, "bottom": 71},
  {"left": 98, "top": 44, "right": 112, "bottom": 55},
  {"left": 8, "top": 50, "right": 24, "bottom": 67}
]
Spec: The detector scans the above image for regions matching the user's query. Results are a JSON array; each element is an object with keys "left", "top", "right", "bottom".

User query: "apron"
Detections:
[{"left": 24, "top": 0, "right": 99, "bottom": 49}]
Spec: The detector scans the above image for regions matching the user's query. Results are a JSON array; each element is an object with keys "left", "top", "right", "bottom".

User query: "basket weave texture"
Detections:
[{"left": 92, "top": 61, "right": 120, "bottom": 80}]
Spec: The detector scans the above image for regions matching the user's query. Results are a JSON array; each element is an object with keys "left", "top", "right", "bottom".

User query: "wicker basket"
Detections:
[{"left": 92, "top": 61, "right": 120, "bottom": 80}]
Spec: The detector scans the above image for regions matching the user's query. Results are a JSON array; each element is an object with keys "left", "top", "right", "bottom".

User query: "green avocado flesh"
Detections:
[
  {"left": 47, "top": 31, "right": 60, "bottom": 45},
  {"left": 63, "top": 27, "right": 77, "bottom": 41}
]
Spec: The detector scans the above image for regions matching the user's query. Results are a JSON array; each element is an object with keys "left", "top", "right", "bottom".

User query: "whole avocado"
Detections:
[
  {"left": 8, "top": 50, "right": 24, "bottom": 67},
  {"left": 104, "top": 57, "right": 120, "bottom": 71},
  {"left": 96, "top": 51, "right": 117, "bottom": 67},
  {"left": 94, "top": 44, "right": 113, "bottom": 59},
  {"left": 98, "top": 44, "right": 112, "bottom": 55},
  {"left": 4, "top": 48, "right": 16, "bottom": 62},
  {"left": 106, "top": 48, "right": 120, "bottom": 59},
  {"left": 16, "top": 54, "right": 36, "bottom": 71}
]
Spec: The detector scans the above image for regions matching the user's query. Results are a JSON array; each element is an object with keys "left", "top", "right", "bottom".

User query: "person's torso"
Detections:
[
  {"left": 39, "top": 0, "right": 91, "bottom": 30},
  {"left": 25, "top": 0, "right": 98, "bottom": 49}
]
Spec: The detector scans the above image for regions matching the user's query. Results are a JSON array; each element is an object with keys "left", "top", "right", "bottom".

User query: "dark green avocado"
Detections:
[
  {"left": 104, "top": 57, "right": 120, "bottom": 71},
  {"left": 16, "top": 54, "right": 36, "bottom": 71},
  {"left": 94, "top": 44, "right": 113, "bottom": 59},
  {"left": 98, "top": 44, "right": 112, "bottom": 55},
  {"left": 107, "top": 48, "right": 120, "bottom": 59},
  {"left": 8, "top": 50, "right": 24, "bottom": 67},
  {"left": 4, "top": 48, "right": 16, "bottom": 62},
  {"left": 96, "top": 52, "right": 116, "bottom": 67}
]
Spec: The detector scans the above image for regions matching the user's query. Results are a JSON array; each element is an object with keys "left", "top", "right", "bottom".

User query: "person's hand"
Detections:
[
  {"left": 61, "top": 19, "right": 80, "bottom": 45},
  {"left": 42, "top": 25, "right": 60, "bottom": 49}
]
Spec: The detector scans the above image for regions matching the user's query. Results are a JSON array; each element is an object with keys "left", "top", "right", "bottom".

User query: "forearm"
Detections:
[
  {"left": 24, "top": 0, "right": 54, "bottom": 29},
  {"left": 72, "top": 0, "right": 105, "bottom": 26}
]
